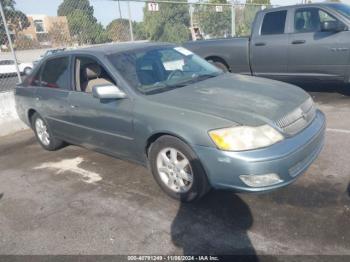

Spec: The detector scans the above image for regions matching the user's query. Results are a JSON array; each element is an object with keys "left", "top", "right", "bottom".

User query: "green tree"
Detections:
[
  {"left": 132, "top": 21, "right": 147, "bottom": 40},
  {"left": 0, "top": 0, "right": 30, "bottom": 46},
  {"left": 246, "top": 0, "right": 271, "bottom": 4},
  {"left": 57, "top": 0, "right": 107, "bottom": 45},
  {"left": 67, "top": 9, "right": 107, "bottom": 44},
  {"left": 142, "top": 0, "right": 190, "bottom": 43},
  {"left": 194, "top": 0, "right": 232, "bottom": 38},
  {"left": 106, "top": 18, "right": 130, "bottom": 42},
  {"left": 57, "top": 0, "right": 94, "bottom": 19},
  {"left": 236, "top": 0, "right": 271, "bottom": 36}
]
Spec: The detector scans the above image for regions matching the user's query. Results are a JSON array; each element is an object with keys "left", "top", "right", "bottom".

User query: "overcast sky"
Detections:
[{"left": 15, "top": 0, "right": 350, "bottom": 26}]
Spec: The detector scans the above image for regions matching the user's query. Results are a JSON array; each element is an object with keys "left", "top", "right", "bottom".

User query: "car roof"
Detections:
[{"left": 63, "top": 41, "right": 173, "bottom": 56}]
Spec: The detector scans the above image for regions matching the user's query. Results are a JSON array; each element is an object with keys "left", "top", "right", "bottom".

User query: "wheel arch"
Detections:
[
  {"left": 145, "top": 131, "right": 194, "bottom": 159},
  {"left": 205, "top": 56, "right": 230, "bottom": 71},
  {"left": 27, "top": 108, "right": 37, "bottom": 127}
]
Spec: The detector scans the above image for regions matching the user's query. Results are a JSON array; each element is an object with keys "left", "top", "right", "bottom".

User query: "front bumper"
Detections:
[{"left": 193, "top": 110, "right": 326, "bottom": 193}]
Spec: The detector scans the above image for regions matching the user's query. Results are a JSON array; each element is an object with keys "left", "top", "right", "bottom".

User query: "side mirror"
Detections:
[
  {"left": 92, "top": 84, "right": 127, "bottom": 100},
  {"left": 321, "top": 21, "right": 345, "bottom": 32}
]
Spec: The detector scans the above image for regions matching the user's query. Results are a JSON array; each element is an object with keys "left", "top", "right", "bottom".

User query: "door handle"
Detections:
[
  {"left": 292, "top": 40, "right": 306, "bottom": 45},
  {"left": 70, "top": 105, "right": 78, "bottom": 109},
  {"left": 255, "top": 42, "right": 266, "bottom": 46}
]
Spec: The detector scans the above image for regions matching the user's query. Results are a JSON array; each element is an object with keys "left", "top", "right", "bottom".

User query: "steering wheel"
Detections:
[{"left": 167, "top": 70, "right": 184, "bottom": 81}]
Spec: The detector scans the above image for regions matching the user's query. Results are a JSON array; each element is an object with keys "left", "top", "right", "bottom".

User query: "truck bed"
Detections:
[{"left": 183, "top": 37, "right": 252, "bottom": 75}]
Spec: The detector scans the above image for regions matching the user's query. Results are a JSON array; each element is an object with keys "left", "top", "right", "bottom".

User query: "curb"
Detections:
[{"left": 0, "top": 90, "right": 28, "bottom": 137}]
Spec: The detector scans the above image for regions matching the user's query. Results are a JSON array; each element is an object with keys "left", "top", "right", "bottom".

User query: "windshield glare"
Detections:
[
  {"left": 108, "top": 46, "right": 222, "bottom": 94},
  {"left": 327, "top": 3, "right": 350, "bottom": 19}
]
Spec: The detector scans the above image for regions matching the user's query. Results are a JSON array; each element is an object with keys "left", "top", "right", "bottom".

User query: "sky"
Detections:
[{"left": 14, "top": 0, "right": 350, "bottom": 26}]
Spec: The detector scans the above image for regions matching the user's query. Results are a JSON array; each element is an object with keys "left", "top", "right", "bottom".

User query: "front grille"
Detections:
[{"left": 275, "top": 97, "right": 316, "bottom": 136}]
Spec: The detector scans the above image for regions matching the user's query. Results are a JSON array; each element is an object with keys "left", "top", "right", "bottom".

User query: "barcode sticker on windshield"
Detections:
[{"left": 174, "top": 47, "right": 193, "bottom": 56}]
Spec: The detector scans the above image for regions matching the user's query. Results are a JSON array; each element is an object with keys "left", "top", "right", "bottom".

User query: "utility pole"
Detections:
[
  {"left": 127, "top": 1, "right": 134, "bottom": 41},
  {"left": 231, "top": 1, "right": 236, "bottom": 37}
]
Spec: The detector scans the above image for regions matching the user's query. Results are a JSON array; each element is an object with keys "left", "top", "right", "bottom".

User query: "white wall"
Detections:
[{"left": 0, "top": 91, "right": 28, "bottom": 137}]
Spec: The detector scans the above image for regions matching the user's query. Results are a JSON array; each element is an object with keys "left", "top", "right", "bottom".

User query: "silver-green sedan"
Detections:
[{"left": 15, "top": 42, "right": 325, "bottom": 202}]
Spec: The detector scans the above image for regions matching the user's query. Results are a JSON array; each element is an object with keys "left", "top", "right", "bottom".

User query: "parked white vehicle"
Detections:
[{"left": 0, "top": 59, "right": 33, "bottom": 76}]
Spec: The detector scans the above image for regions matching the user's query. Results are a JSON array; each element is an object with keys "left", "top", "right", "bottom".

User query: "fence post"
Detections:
[
  {"left": 0, "top": 1, "right": 22, "bottom": 83},
  {"left": 127, "top": 1, "right": 134, "bottom": 41},
  {"left": 231, "top": 2, "right": 236, "bottom": 37}
]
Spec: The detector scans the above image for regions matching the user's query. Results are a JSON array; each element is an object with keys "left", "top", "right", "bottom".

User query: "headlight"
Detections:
[{"left": 209, "top": 125, "right": 284, "bottom": 151}]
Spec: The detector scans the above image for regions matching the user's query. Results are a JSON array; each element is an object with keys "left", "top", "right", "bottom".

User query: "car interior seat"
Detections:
[
  {"left": 81, "top": 63, "right": 113, "bottom": 93},
  {"left": 136, "top": 54, "right": 166, "bottom": 85}
]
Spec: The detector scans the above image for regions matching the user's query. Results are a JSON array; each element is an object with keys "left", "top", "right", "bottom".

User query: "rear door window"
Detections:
[
  {"left": 41, "top": 56, "right": 70, "bottom": 90},
  {"left": 261, "top": 10, "right": 287, "bottom": 35}
]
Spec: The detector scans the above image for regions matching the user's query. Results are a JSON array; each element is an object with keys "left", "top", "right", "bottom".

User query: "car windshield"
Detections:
[
  {"left": 107, "top": 46, "right": 222, "bottom": 94},
  {"left": 326, "top": 3, "right": 350, "bottom": 19}
]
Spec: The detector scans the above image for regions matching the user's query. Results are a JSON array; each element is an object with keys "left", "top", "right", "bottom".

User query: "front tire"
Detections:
[
  {"left": 149, "top": 135, "right": 210, "bottom": 202},
  {"left": 31, "top": 113, "right": 64, "bottom": 151}
]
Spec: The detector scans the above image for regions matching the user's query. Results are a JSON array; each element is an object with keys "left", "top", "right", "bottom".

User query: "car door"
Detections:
[
  {"left": 288, "top": 7, "right": 349, "bottom": 82},
  {"left": 67, "top": 55, "right": 135, "bottom": 158},
  {"left": 34, "top": 55, "right": 73, "bottom": 140},
  {"left": 250, "top": 10, "right": 289, "bottom": 80}
]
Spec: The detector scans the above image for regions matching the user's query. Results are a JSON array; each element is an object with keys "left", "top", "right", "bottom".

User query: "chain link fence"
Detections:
[{"left": 0, "top": 0, "right": 274, "bottom": 92}]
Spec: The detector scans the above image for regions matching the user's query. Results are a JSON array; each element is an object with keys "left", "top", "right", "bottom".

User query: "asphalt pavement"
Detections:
[{"left": 0, "top": 87, "right": 349, "bottom": 259}]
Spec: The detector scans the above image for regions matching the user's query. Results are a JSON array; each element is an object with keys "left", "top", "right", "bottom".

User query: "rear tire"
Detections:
[
  {"left": 31, "top": 113, "right": 64, "bottom": 151},
  {"left": 149, "top": 135, "right": 211, "bottom": 202}
]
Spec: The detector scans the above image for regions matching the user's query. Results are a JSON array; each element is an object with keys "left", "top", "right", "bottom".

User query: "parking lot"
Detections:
[{"left": 0, "top": 85, "right": 349, "bottom": 258}]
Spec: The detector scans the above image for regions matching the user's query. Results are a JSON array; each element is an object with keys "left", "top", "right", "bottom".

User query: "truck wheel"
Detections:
[
  {"left": 208, "top": 60, "right": 229, "bottom": 72},
  {"left": 149, "top": 135, "right": 211, "bottom": 202},
  {"left": 31, "top": 113, "right": 65, "bottom": 151}
]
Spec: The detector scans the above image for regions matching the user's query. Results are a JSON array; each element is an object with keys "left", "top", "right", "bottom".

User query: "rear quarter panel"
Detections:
[{"left": 14, "top": 86, "right": 37, "bottom": 127}]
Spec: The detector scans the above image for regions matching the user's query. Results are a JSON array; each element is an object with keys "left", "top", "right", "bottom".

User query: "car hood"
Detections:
[{"left": 148, "top": 73, "right": 311, "bottom": 127}]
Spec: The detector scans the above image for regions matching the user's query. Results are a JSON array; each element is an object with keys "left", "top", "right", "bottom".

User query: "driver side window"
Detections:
[{"left": 74, "top": 56, "right": 116, "bottom": 93}]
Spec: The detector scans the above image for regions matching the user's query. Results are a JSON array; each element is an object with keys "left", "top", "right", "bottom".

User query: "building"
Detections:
[{"left": 20, "top": 15, "right": 71, "bottom": 47}]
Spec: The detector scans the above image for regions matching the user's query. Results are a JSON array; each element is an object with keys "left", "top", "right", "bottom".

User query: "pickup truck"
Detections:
[{"left": 184, "top": 3, "right": 350, "bottom": 84}]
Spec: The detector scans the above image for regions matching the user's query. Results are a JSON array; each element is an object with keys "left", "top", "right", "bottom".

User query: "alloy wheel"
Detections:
[
  {"left": 156, "top": 147, "right": 193, "bottom": 193},
  {"left": 35, "top": 118, "right": 50, "bottom": 146}
]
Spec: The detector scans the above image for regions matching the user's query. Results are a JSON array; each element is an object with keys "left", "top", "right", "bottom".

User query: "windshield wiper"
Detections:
[
  {"left": 142, "top": 73, "right": 220, "bottom": 94},
  {"left": 196, "top": 73, "right": 220, "bottom": 80},
  {"left": 172, "top": 73, "right": 220, "bottom": 87}
]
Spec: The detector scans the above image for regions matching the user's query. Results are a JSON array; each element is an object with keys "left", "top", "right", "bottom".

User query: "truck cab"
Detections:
[
  {"left": 251, "top": 4, "right": 350, "bottom": 83},
  {"left": 185, "top": 3, "right": 350, "bottom": 85}
]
